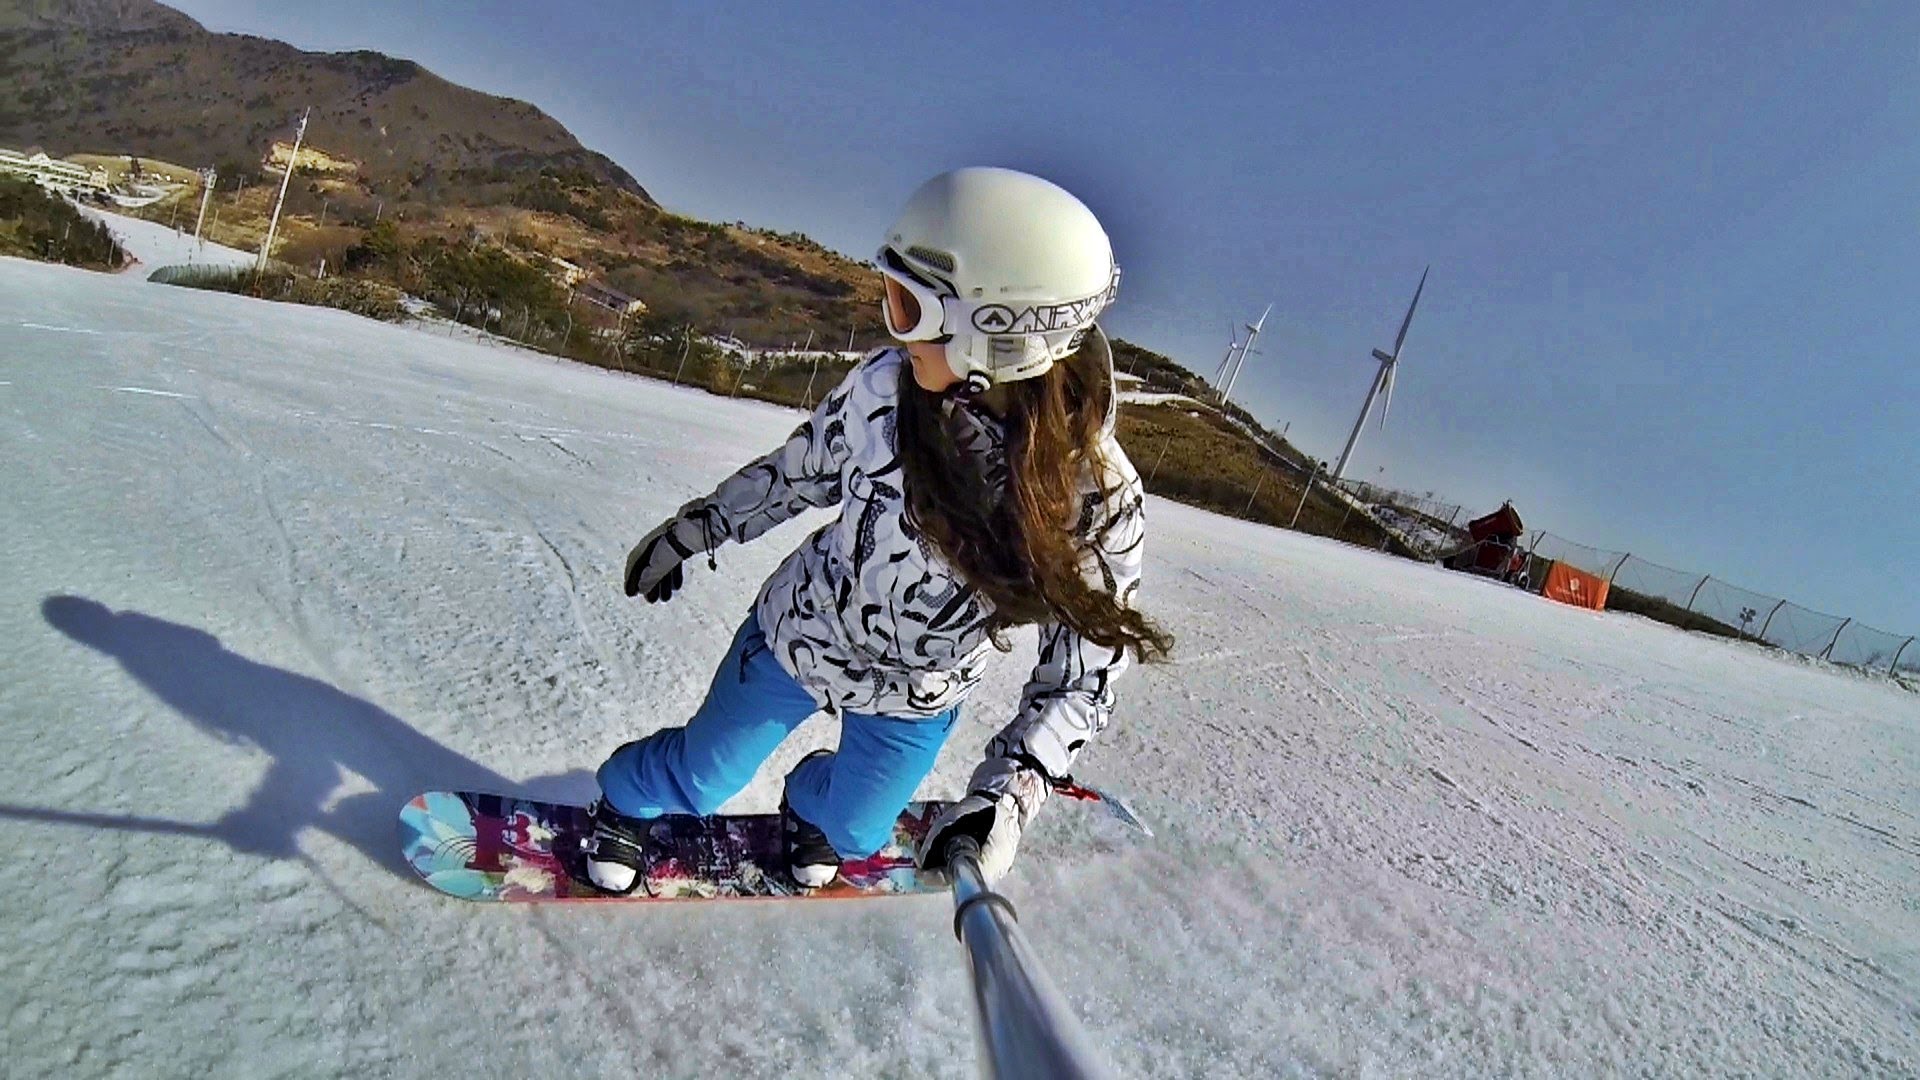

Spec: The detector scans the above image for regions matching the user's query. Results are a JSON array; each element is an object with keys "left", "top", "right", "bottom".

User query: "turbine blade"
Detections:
[
  {"left": 1214, "top": 340, "right": 1238, "bottom": 384},
  {"left": 1380, "top": 362, "right": 1395, "bottom": 427},
  {"left": 1392, "top": 266, "right": 1429, "bottom": 357}
]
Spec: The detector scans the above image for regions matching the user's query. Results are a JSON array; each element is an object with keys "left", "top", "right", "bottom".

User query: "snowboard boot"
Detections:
[
  {"left": 782, "top": 751, "right": 842, "bottom": 889},
  {"left": 580, "top": 797, "right": 652, "bottom": 895}
]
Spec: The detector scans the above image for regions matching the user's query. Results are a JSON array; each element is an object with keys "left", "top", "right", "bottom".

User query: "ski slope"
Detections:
[
  {"left": 75, "top": 203, "right": 255, "bottom": 274},
  {"left": 2, "top": 257, "right": 1915, "bottom": 1078}
]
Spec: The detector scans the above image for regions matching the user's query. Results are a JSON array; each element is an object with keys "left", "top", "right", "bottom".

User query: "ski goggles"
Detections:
[{"left": 877, "top": 245, "right": 952, "bottom": 342}]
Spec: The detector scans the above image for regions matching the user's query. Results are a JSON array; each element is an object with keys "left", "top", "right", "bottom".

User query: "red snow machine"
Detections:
[{"left": 1441, "top": 501, "right": 1530, "bottom": 587}]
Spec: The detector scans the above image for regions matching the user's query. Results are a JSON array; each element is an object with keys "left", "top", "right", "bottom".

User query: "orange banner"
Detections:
[{"left": 1544, "top": 561, "right": 1609, "bottom": 610}]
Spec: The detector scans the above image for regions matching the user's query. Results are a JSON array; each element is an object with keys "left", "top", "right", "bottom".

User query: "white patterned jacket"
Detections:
[{"left": 664, "top": 345, "right": 1146, "bottom": 785}]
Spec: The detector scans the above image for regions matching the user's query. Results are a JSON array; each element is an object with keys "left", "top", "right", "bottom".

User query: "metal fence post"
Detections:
[
  {"left": 1756, "top": 598, "right": 1789, "bottom": 641},
  {"left": 1819, "top": 618, "right": 1852, "bottom": 661},
  {"left": 1609, "top": 553, "right": 1631, "bottom": 583},
  {"left": 1520, "top": 532, "right": 1549, "bottom": 593},
  {"left": 1242, "top": 472, "right": 1266, "bottom": 517},
  {"left": 1891, "top": 636, "right": 1916, "bottom": 675},
  {"left": 1148, "top": 432, "right": 1173, "bottom": 483},
  {"left": 1288, "top": 464, "right": 1319, "bottom": 529},
  {"left": 672, "top": 331, "right": 692, "bottom": 386},
  {"left": 1685, "top": 574, "right": 1712, "bottom": 612}
]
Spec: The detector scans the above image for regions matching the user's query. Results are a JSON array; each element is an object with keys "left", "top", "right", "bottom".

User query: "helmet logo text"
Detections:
[{"left": 970, "top": 271, "right": 1120, "bottom": 336}]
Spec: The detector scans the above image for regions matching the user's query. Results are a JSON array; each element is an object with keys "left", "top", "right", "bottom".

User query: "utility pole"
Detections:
[
  {"left": 257, "top": 107, "right": 310, "bottom": 272},
  {"left": 192, "top": 168, "right": 216, "bottom": 249}
]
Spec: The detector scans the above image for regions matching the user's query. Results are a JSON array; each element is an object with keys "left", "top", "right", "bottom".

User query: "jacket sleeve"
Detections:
[
  {"left": 983, "top": 442, "right": 1147, "bottom": 783},
  {"left": 674, "top": 355, "right": 877, "bottom": 548}
]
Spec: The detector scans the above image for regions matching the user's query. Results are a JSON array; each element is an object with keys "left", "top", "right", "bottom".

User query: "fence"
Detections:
[
  {"left": 1524, "top": 532, "right": 1917, "bottom": 680},
  {"left": 1333, "top": 480, "right": 1466, "bottom": 535},
  {"left": 1116, "top": 408, "right": 1432, "bottom": 559},
  {"left": 1333, "top": 480, "right": 1468, "bottom": 557}
]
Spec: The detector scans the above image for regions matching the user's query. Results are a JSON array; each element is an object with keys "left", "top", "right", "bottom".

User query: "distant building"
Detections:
[
  {"left": 0, "top": 148, "right": 111, "bottom": 196},
  {"left": 547, "top": 255, "right": 587, "bottom": 287},
  {"left": 576, "top": 280, "right": 646, "bottom": 317}
]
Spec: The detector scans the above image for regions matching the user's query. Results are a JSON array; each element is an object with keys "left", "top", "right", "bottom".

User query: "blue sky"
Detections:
[{"left": 168, "top": 1, "right": 1919, "bottom": 634}]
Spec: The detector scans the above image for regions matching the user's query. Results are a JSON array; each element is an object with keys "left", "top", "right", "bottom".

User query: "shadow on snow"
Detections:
[{"left": 0, "top": 595, "right": 593, "bottom": 883}]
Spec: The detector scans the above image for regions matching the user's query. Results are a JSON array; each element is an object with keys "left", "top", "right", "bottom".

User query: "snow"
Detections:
[
  {"left": 1118, "top": 389, "right": 1204, "bottom": 408},
  {"left": 2, "top": 256, "right": 1917, "bottom": 1077},
  {"left": 74, "top": 203, "right": 255, "bottom": 273}
]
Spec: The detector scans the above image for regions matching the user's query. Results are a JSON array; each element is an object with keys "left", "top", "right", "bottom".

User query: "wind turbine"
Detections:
[
  {"left": 1211, "top": 303, "right": 1271, "bottom": 408},
  {"left": 1331, "top": 267, "right": 1427, "bottom": 481}
]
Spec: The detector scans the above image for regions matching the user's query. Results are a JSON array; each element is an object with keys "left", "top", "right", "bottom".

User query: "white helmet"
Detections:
[{"left": 878, "top": 167, "right": 1120, "bottom": 392}]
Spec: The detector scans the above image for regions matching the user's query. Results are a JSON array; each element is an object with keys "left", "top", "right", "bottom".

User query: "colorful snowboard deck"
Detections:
[{"left": 399, "top": 790, "right": 951, "bottom": 902}]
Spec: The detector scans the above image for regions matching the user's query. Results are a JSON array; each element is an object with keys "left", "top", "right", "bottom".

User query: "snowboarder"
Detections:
[{"left": 583, "top": 167, "right": 1173, "bottom": 895}]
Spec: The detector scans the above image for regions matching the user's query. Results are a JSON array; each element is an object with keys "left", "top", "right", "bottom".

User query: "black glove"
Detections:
[{"left": 623, "top": 513, "right": 711, "bottom": 602}]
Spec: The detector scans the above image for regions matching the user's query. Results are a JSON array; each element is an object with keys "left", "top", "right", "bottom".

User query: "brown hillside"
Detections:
[
  {"left": 1, "top": 0, "right": 900, "bottom": 343},
  {"left": 0, "top": 0, "right": 647, "bottom": 201}
]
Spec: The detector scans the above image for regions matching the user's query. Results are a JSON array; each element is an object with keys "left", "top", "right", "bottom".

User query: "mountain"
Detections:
[
  {"left": 0, "top": 0, "right": 893, "bottom": 343},
  {"left": 0, "top": 0, "right": 648, "bottom": 200}
]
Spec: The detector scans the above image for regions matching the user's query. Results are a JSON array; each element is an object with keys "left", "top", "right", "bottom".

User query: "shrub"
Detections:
[
  {"left": 0, "top": 177, "right": 126, "bottom": 270},
  {"left": 151, "top": 264, "right": 406, "bottom": 322}
]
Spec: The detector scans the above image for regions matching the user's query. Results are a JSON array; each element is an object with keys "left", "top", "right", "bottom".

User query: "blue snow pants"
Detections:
[{"left": 596, "top": 614, "right": 962, "bottom": 858}]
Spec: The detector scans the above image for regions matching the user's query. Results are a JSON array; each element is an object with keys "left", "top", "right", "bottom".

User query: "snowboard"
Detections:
[{"left": 399, "top": 790, "right": 951, "bottom": 902}]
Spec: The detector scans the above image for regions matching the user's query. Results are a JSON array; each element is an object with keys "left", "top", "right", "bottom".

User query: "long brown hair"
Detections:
[{"left": 896, "top": 343, "right": 1173, "bottom": 662}]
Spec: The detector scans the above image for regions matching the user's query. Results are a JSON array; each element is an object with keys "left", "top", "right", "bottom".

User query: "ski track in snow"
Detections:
[
  {"left": 1, "top": 257, "right": 1917, "bottom": 1078},
  {"left": 103, "top": 385, "right": 196, "bottom": 399},
  {"left": 20, "top": 321, "right": 102, "bottom": 334}
]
